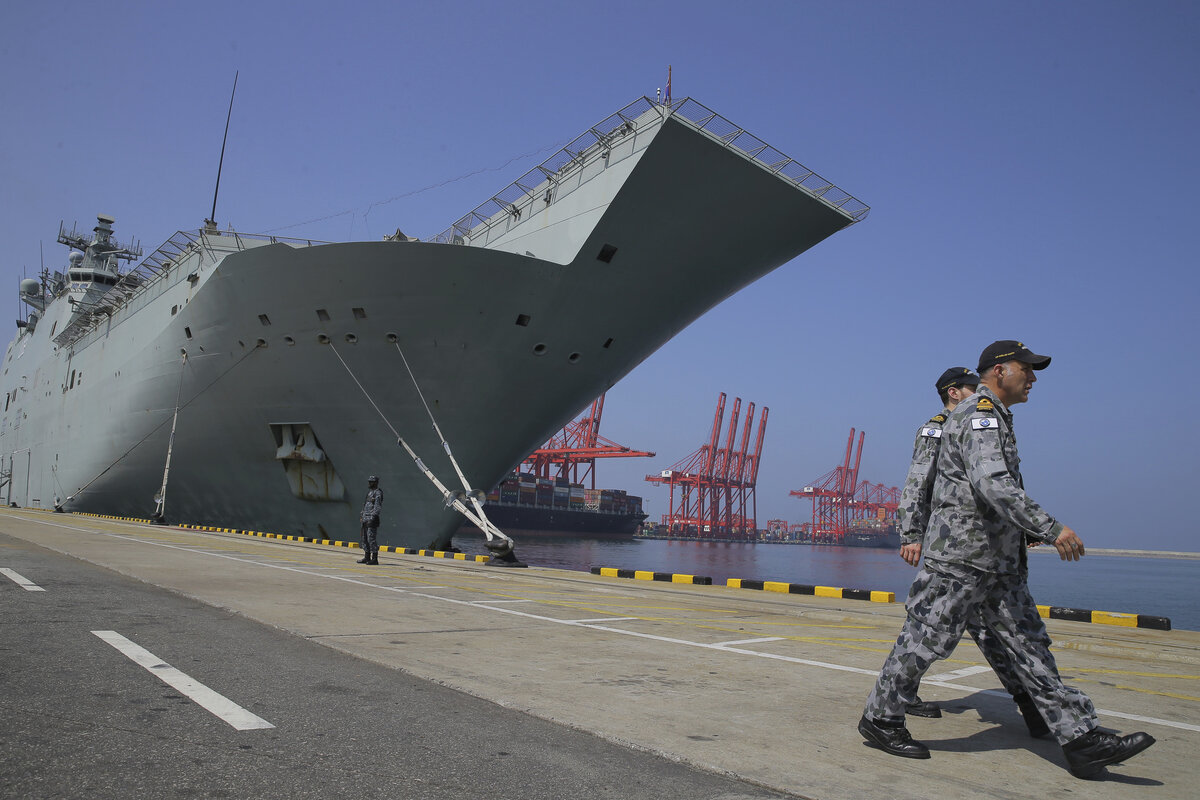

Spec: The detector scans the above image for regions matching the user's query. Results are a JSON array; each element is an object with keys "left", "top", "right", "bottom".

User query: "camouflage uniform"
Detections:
[
  {"left": 896, "top": 412, "right": 947, "bottom": 546},
  {"left": 360, "top": 485, "right": 383, "bottom": 558},
  {"left": 897, "top": 412, "right": 1025, "bottom": 700},
  {"left": 865, "top": 385, "right": 1097, "bottom": 745}
]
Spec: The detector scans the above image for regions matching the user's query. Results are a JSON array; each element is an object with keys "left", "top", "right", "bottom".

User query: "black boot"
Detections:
[
  {"left": 1062, "top": 729, "right": 1155, "bottom": 779},
  {"left": 1013, "top": 693, "right": 1050, "bottom": 738},
  {"left": 906, "top": 695, "right": 942, "bottom": 718},
  {"left": 357, "top": 552, "right": 371, "bottom": 563},
  {"left": 368, "top": 549, "right": 379, "bottom": 565},
  {"left": 857, "top": 715, "right": 930, "bottom": 759}
]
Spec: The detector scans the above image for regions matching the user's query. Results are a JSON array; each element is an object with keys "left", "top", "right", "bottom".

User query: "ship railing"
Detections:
[
  {"left": 664, "top": 98, "right": 870, "bottom": 221},
  {"left": 52, "top": 227, "right": 327, "bottom": 351},
  {"left": 132, "top": 229, "right": 326, "bottom": 282},
  {"left": 426, "top": 96, "right": 869, "bottom": 246},
  {"left": 427, "top": 97, "right": 664, "bottom": 245}
]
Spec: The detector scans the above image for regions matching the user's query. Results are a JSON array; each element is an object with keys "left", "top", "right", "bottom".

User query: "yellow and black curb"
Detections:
[
  {"left": 1037, "top": 604, "right": 1171, "bottom": 631},
  {"left": 589, "top": 565, "right": 1174, "bottom": 628},
  {"left": 40, "top": 511, "right": 1180, "bottom": 629},
  {"left": 727, "top": 578, "right": 895, "bottom": 603},
  {"left": 591, "top": 567, "right": 711, "bottom": 585},
  {"left": 171, "top": 523, "right": 492, "bottom": 563},
  {"left": 75, "top": 512, "right": 159, "bottom": 524}
]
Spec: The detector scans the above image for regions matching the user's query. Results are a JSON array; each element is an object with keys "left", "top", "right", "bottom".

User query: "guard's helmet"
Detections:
[{"left": 368, "top": 475, "right": 379, "bottom": 483}]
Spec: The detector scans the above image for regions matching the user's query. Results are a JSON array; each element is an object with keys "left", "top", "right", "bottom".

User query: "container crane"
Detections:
[
  {"left": 645, "top": 392, "right": 768, "bottom": 539},
  {"left": 790, "top": 428, "right": 863, "bottom": 542},
  {"left": 520, "top": 393, "right": 654, "bottom": 488},
  {"left": 788, "top": 428, "right": 900, "bottom": 542}
]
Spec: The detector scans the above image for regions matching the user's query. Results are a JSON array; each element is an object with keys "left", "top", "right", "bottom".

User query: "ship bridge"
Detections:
[{"left": 50, "top": 224, "right": 326, "bottom": 351}]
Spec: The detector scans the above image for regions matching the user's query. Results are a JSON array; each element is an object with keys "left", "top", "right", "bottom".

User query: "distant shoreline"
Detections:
[{"left": 1029, "top": 547, "right": 1200, "bottom": 560}]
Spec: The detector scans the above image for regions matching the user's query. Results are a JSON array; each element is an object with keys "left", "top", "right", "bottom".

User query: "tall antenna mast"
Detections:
[{"left": 206, "top": 71, "right": 239, "bottom": 230}]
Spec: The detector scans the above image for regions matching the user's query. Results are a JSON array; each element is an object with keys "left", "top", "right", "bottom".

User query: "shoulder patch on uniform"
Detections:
[
  {"left": 929, "top": 414, "right": 946, "bottom": 424},
  {"left": 975, "top": 398, "right": 994, "bottom": 412},
  {"left": 971, "top": 417, "right": 997, "bottom": 430},
  {"left": 921, "top": 427, "right": 943, "bottom": 439}
]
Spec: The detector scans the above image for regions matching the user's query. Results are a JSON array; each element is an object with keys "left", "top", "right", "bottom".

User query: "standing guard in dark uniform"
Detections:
[
  {"left": 358, "top": 475, "right": 383, "bottom": 565},
  {"left": 859, "top": 341, "right": 1155, "bottom": 779}
]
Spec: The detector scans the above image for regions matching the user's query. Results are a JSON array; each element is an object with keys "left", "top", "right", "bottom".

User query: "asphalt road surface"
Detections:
[{"left": 0, "top": 531, "right": 789, "bottom": 799}]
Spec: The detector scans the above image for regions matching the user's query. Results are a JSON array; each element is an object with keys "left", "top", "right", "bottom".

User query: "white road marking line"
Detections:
[
  {"left": 927, "top": 665, "right": 993, "bottom": 681},
  {"left": 471, "top": 599, "right": 533, "bottom": 604},
  {"left": 91, "top": 631, "right": 274, "bottom": 731},
  {"left": 713, "top": 636, "right": 786, "bottom": 647},
  {"left": 26, "top": 519, "right": 1199, "bottom": 736},
  {"left": 570, "top": 617, "right": 638, "bottom": 624},
  {"left": 0, "top": 567, "right": 45, "bottom": 591}
]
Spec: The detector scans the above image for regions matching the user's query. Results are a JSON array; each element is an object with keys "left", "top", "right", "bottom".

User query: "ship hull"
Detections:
[
  {"left": 842, "top": 530, "right": 902, "bottom": 549},
  {"left": 2, "top": 101, "right": 861, "bottom": 549}
]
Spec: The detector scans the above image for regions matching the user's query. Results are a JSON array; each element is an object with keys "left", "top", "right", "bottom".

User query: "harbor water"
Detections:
[{"left": 453, "top": 534, "right": 1200, "bottom": 631}]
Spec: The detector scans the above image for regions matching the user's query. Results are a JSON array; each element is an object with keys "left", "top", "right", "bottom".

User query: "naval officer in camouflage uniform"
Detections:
[
  {"left": 894, "top": 366, "right": 1048, "bottom": 737},
  {"left": 859, "top": 341, "right": 1154, "bottom": 779},
  {"left": 358, "top": 475, "right": 383, "bottom": 565}
]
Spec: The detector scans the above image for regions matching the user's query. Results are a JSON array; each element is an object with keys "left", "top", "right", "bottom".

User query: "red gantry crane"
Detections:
[
  {"left": 789, "top": 428, "right": 898, "bottom": 542},
  {"left": 852, "top": 481, "right": 901, "bottom": 528},
  {"left": 520, "top": 393, "right": 655, "bottom": 488},
  {"left": 644, "top": 392, "right": 768, "bottom": 540}
]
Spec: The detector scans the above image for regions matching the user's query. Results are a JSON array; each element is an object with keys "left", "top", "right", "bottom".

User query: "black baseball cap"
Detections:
[
  {"left": 977, "top": 340, "right": 1051, "bottom": 372},
  {"left": 936, "top": 367, "right": 980, "bottom": 392}
]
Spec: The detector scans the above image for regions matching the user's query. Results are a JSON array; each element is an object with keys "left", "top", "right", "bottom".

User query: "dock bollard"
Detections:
[{"left": 484, "top": 537, "right": 527, "bottom": 568}]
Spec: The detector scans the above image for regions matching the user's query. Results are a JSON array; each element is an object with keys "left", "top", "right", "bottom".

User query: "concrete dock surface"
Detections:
[{"left": 3, "top": 509, "right": 1197, "bottom": 799}]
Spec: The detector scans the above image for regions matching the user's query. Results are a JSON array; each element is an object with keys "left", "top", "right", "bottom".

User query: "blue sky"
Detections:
[{"left": 3, "top": 1, "right": 1197, "bottom": 550}]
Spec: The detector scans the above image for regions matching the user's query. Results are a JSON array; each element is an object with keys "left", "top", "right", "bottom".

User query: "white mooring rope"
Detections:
[
  {"left": 326, "top": 340, "right": 511, "bottom": 544},
  {"left": 390, "top": 340, "right": 502, "bottom": 543},
  {"left": 153, "top": 352, "right": 189, "bottom": 519}
]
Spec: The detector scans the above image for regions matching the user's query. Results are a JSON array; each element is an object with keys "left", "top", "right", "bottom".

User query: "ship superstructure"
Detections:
[{"left": 1, "top": 97, "right": 867, "bottom": 549}]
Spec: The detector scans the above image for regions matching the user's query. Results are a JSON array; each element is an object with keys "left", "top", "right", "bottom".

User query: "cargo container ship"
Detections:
[
  {"left": 842, "top": 521, "right": 901, "bottom": 549},
  {"left": 458, "top": 472, "right": 646, "bottom": 537}
]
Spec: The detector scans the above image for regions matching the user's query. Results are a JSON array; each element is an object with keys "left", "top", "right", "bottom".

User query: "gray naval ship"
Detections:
[{"left": 1, "top": 96, "right": 867, "bottom": 550}]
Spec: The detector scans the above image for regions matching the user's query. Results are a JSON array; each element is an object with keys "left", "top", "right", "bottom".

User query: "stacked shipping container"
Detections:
[{"left": 479, "top": 472, "right": 647, "bottom": 536}]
